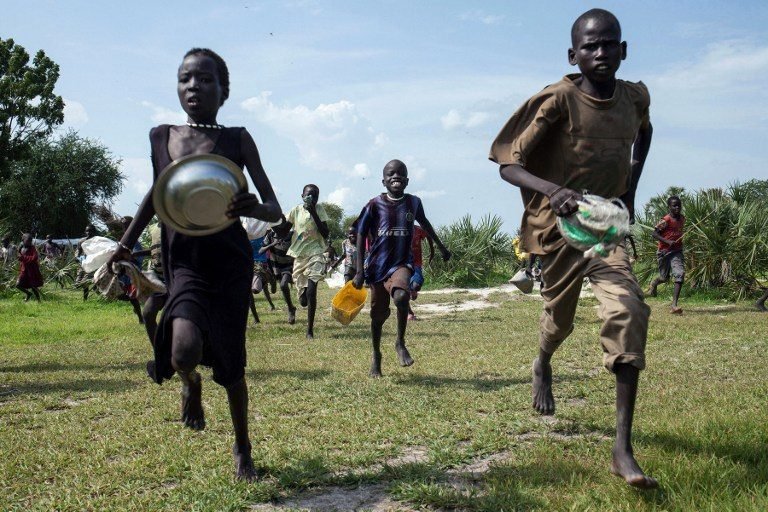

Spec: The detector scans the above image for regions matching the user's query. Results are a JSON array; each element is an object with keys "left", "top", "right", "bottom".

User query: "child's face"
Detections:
[
  {"left": 668, "top": 199, "right": 682, "bottom": 217},
  {"left": 568, "top": 17, "right": 626, "bottom": 83},
  {"left": 177, "top": 54, "right": 224, "bottom": 121},
  {"left": 302, "top": 186, "right": 319, "bottom": 205},
  {"left": 22, "top": 235, "right": 32, "bottom": 247},
  {"left": 382, "top": 162, "right": 409, "bottom": 197},
  {"left": 348, "top": 230, "right": 357, "bottom": 244},
  {"left": 84, "top": 226, "right": 95, "bottom": 238}
]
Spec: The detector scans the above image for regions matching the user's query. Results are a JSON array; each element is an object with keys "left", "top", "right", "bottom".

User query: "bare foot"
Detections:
[
  {"left": 670, "top": 306, "right": 683, "bottom": 315},
  {"left": 306, "top": 330, "right": 314, "bottom": 340},
  {"left": 369, "top": 352, "right": 382, "bottom": 378},
  {"left": 611, "top": 447, "right": 658, "bottom": 489},
  {"left": 756, "top": 301, "right": 767, "bottom": 312},
  {"left": 532, "top": 357, "right": 555, "bottom": 415},
  {"left": 288, "top": 307, "right": 296, "bottom": 324},
  {"left": 181, "top": 372, "right": 205, "bottom": 430},
  {"left": 233, "top": 444, "right": 258, "bottom": 482},
  {"left": 395, "top": 342, "right": 414, "bottom": 367},
  {"left": 646, "top": 287, "right": 657, "bottom": 298}
]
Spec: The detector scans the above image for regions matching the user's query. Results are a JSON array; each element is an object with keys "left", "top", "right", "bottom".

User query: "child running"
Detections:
[
  {"left": 285, "top": 184, "right": 330, "bottom": 339},
  {"left": 407, "top": 224, "right": 434, "bottom": 320},
  {"left": 330, "top": 226, "right": 359, "bottom": 283},
  {"left": 109, "top": 48, "right": 281, "bottom": 481},
  {"left": 353, "top": 159, "right": 451, "bottom": 377},
  {"left": 17, "top": 234, "right": 43, "bottom": 302},
  {"left": 260, "top": 217, "right": 297, "bottom": 323},
  {"left": 489, "top": 9, "right": 657, "bottom": 488},
  {"left": 647, "top": 195, "right": 685, "bottom": 314}
]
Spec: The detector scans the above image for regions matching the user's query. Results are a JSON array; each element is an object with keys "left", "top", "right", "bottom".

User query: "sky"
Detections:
[{"left": 4, "top": 0, "right": 767, "bottom": 233}]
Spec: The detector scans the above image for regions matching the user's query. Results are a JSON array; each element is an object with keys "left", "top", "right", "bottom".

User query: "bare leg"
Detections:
[
  {"left": 249, "top": 295, "right": 260, "bottom": 324},
  {"left": 671, "top": 282, "right": 683, "bottom": 312},
  {"left": 306, "top": 279, "right": 318, "bottom": 339},
  {"left": 756, "top": 289, "right": 768, "bottom": 312},
  {"left": 532, "top": 348, "right": 555, "bottom": 415},
  {"left": 392, "top": 289, "right": 414, "bottom": 366},
  {"left": 16, "top": 285, "right": 31, "bottom": 302},
  {"left": 281, "top": 274, "right": 296, "bottom": 324},
  {"left": 83, "top": 284, "right": 89, "bottom": 301},
  {"left": 370, "top": 317, "right": 384, "bottom": 378},
  {"left": 226, "top": 377, "right": 257, "bottom": 481},
  {"left": 31, "top": 288, "right": 41, "bottom": 301},
  {"left": 611, "top": 364, "right": 658, "bottom": 489},
  {"left": 129, "top": 297, "right": 144, "bottom": 324},
  {"left": 263, "top": 286, "right": 276, "bottom": 310},
  {"left": 142, "top": 295, "right": 165, "bottom": 347},
  {"left": 171, "top": 318, "right": 205, "bottom": 430},
  {"left": 646, "top": 277, "right": 663, "bottom": 297}
]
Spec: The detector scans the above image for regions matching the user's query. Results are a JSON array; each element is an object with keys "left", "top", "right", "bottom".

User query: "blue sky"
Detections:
[{"left": 4, "top": 0, "right": 767, "bottom": 232}]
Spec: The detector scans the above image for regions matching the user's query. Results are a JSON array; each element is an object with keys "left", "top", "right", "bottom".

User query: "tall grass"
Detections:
[{"left": 426, "top": 214, "right": 514, "bottom": 287}]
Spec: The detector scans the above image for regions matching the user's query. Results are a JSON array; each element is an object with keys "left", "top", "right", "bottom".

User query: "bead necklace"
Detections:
[
  {"left": 186, "top": 122, "right": 224, "bottom": 129},
  {"left": 386, "top": 193, "right": 405, "bottom": 201}
]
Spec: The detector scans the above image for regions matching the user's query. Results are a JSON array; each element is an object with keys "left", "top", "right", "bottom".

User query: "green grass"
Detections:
[{"left": 1, "top": 286, "right": 766, "bottom": 511}]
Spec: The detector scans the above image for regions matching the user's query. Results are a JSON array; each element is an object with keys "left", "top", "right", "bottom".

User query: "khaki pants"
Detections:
[{"left": 539, "top": 243, "right": 650, "bottom": 372}]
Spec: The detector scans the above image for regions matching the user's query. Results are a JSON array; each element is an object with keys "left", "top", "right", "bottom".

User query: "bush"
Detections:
[
  {"left": 425, "top": 214, "right": 514, "bottom": 287},
  {"left": 632, "top": 181, "right": 768, "bottom": 299}
]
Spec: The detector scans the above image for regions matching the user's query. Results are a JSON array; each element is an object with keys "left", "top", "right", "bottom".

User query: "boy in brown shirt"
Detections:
[{"left": 490, "top": 9, "right": 656, "bottom": 488}]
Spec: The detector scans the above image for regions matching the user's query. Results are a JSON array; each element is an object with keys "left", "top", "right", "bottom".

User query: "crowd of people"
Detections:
[{"left": 3, "top": 8, "right": 766, "bottom": 491}]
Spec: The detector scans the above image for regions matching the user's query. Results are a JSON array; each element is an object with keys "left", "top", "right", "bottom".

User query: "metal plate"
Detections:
[{"left": 153, "top": 154, "right": 248, "bottom": 236}]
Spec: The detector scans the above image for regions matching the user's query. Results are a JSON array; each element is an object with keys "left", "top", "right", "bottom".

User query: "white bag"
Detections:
[{"left": 81, "top": 236, "right": 118, "bottom": 273}]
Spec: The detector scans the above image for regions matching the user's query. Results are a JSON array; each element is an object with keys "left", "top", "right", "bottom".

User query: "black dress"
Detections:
[{"left": 150, "top": 125, "right": 253, "bottom": 387}]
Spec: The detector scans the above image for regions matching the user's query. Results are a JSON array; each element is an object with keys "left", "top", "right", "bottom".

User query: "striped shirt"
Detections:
[{"left": 357, "top": 193, "right": 423, "bottom": 284}]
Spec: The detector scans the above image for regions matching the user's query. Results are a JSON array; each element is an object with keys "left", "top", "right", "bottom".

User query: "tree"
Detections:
[
  {"left": 0, "top": 131, "right": 124, "bottom": 237},
  {"left": 0, "top": 38, "right": 65, "bottom": 179},
  {"left": 319, "top": 201, "right": 345, "bottom": 244}
]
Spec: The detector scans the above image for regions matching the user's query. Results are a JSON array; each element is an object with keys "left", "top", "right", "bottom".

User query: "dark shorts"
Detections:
[
  {"left": 370, "top": 266, "right": 412, "bottom": 322},
  {"left": 657, "top": 250, "right": 685, "bottom": 283}
]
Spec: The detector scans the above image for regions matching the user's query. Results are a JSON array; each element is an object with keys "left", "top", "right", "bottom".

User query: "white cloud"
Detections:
[
  {"left": 459, "top": 10, "right": 504, "bottom": 25},
  {"left": 63, "top": 99, "right": 88, "bottom": 127},
  {"left": 141, "top": 101, "right": 186, "bottom": 125},
  {"left": 412, "top": 189, "right": 446, "bottom": 199},
  {"left": 241, "top": 91, "right": 386, "bottom": 176},
  {"left": 351, "top": 163, "right": 371, "bottom": 178},
  {"left": 441, "top": 108, "right": 492, "bottom": 130},
  {"left": 402, "top": 156, "right": 427, "bottom": 181},
  {"left": 326, "top": 186, "right": 353, "bottom": 208}
]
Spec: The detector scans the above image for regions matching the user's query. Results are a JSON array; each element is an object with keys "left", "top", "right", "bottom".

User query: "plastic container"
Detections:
[{"left": 331, "top": 280, "right": 368, "bottom": 325}]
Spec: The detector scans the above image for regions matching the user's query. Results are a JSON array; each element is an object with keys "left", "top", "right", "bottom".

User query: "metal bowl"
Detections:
[{"left": 153, "top": 154, "right": 247, "bottom": 236}]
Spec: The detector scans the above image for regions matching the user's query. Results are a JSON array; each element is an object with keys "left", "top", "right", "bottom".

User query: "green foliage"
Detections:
[
  {"left": 0, "top": 131, "right": 124, "bottom": 237},
  {"left": 427, "top": 214, "right": 514, "bottom": 287},
  {"left": 633, "top": 181, "right": 768, "bottom": 298},
  {"left": 0, "top": 38, "right": 65, "bottom": 178}
]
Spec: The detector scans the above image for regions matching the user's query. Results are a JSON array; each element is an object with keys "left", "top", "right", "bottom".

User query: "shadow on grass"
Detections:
[
  {"left": 393, "top": 371, "right": 588, "bottom": 392},
  {"left": 2, "top": 361, "right": 146, "bottom": 373},
  {"left": 11, "top": 377, "right": 140, "bottom": 396},
  {"left": 642, "top": 428, "right": 768, "bottom": 468},
  {"left": 247, "top": 368, "right": 332, "bottom": 381}
]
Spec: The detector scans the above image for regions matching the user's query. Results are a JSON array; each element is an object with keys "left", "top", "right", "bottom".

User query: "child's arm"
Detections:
[
  {"left": 306, "top": 202, "right": 330, "bottom": 239},
  {"left": 500, "top": 164, "right": 581, "bottom": 217},
  {"left": 259, "top": 239, "right": 279, "bottom": 254},
  {"left": 415, "top": 208, "right": 451, "bottom": 261},
  {"left": 110, "top": 188, "right": 155, "bottom": 268},
  {"left": 426, "top": 235, "right": 435, "bottom": 265},
  {"left": 352, "top": 233, "right": 366, "bottom": 288},
  {"left": 228, "top": 129, "right": 282, "bottom": 223},
  {"left": 132, "top": 249, "right": 151, "bottom": 258},
  {"left": 620, "top": 123, "right": 654, "bottom": 222},
  {"left": 651, "top": 225, "right": 675, "bottom": 248}
]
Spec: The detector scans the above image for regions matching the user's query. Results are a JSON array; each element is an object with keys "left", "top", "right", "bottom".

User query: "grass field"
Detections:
[{"left": 1, "top": 285, "right": 766, "bottom": 511}]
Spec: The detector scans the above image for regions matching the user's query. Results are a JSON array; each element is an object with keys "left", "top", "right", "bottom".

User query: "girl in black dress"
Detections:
[{"left": 111, "top": 48, "right": 281, "bottom": 481}]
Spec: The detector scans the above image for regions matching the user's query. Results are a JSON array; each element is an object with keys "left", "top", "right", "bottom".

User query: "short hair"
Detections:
[
  {"left": 383, "top": 159, "right": 408, "bottom": 175},
  {"left": 303, "top": 184, "right": 319, "bottom": 194},
  {"left": 667, "top": 195, "right": 681, "bottom": 205},
  {"left": 183, "top": 48, "right": 230, "bottom": 103},
  {"left": 571, "top": 9, "right": 621, "bottom": 47}
]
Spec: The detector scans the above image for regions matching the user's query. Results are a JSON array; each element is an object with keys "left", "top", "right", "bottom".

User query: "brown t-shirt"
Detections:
[{"left": 489, "top": 74, "right": 650, "bottom": 254}]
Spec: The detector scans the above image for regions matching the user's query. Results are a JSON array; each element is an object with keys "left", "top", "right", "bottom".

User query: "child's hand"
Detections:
[
  {"left": 549, "top": 187, "right": 582, "bottom": 217},
  {"left": 352, "top": 272, "right": 365, "bottom": 289},
  {"left": 106, "top": 246, "right": 132, "bottom": 274},
  {"left": 441, "top": 248, "right": 452, "bottom": 262},
  {"left": 227, "top": 192, "right": 261, "bottom": 218}
]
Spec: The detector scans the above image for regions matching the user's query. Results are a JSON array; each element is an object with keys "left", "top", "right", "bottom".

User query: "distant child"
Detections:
[
  {"left": 108, "top": 48, "right": 282, "bottom": 480},
  {"left": 118, "top": 216, "right": 145, "bottom": 324},
  {"left": 756, "top": 288, "right": 768, "bottom": 312},
  {"left": 41, "top": 234, "right": 64, "bottom": 265},
  {"left": 647, "top": 196, "right": 685, "bottom": 314},
  {"left": 75, "top": 224, "right": 96, "bottom": 300},
  {"left": 243, "top": 217, "right": 277, "bottom": 323},
  {"left": 352, "top": 159, "right": 451, "bottom": 377},
  {"left": 490, "top": 9, "right": 656, "bottom": 488},
  {"left": 17, "top": 233, "right": 43, "bottom": 301},
  {"left": 285, "top": 184, "right": 330, "bottom": 339},
  {"left": 261, "top": 217, "right": 297, "bottom": 323},
  {"left": 407, "top": 224, "right": 434, "bottom": 321},
  {"left": 330, "top": 226, "right": 359, "bottom": 283},
  {"left": 132, "top": 221, "right": 168, "bottom": 345},
  {"left": 1, "top": 236, "right": 17, "bottom": 266}
]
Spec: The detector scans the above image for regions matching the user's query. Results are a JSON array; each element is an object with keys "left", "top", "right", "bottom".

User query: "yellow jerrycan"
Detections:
[{"left": 331, "top": 280, "right": 368, "bottom": 325}]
